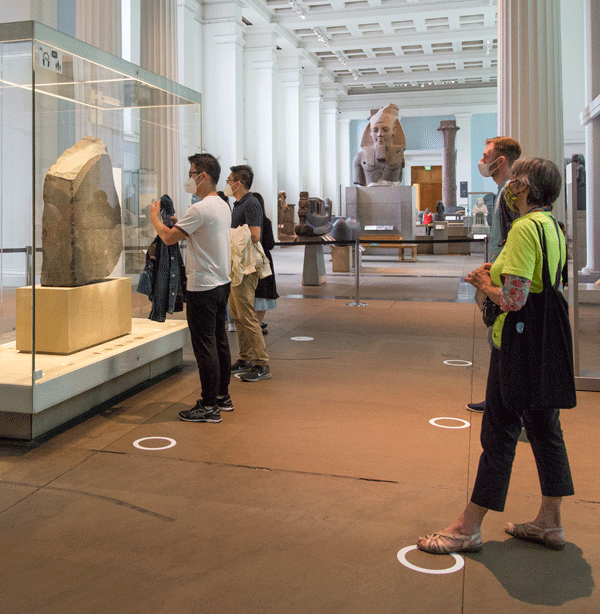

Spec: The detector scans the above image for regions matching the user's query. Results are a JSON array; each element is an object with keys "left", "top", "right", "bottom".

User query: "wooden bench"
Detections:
[{"left": 360, "top": 234, "right": 418, "bottom": 262}]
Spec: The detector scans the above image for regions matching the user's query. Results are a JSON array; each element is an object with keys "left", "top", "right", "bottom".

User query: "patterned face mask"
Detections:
[
  {"left": 504, "top": 184, "right": 519, "bottom": 212},
  {"left": 504, "top": 180, "right": 528, "bottom": 212}
]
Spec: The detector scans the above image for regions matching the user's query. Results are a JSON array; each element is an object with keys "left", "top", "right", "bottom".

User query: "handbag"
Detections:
[
  {"left": 499, "top": 217, "right": 576, "bottom": 411},
  {"left": 482, "top": 296, "right": 502, "bottom": 327}
]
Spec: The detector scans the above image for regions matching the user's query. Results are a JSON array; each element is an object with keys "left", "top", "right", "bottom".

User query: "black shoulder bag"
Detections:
[{"left": 499, "top": 217, "right": 577, "bottom": 411}]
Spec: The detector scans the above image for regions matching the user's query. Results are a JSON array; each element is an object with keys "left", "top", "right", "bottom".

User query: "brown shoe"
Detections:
[
  {"left": 505, "top": 522, "right": 565, "bottom": 550},
  {"left": 417, "top": 531, "right": 483, "bottom": 554}
]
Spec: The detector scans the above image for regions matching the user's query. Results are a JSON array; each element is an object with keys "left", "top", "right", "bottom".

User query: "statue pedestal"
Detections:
[
  {"left": 302, "top": 243, "right": 327, "bottom": 286},
  {"left": 345, "top": 186, "right": 415, "bottom": 253},
  {"left": 331, "top": 246, "right": 352, "bottom": 272},
  {"left": 16, "top": 277, "right": 132, "bottom": 354}
]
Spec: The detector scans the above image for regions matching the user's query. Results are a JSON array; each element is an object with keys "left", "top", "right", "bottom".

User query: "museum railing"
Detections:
[{"left": 272, "top": 235, "right": 488, "bottom": 308}]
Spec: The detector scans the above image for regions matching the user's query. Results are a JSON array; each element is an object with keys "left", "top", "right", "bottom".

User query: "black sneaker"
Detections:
[
  {"left": 231, "top": 359, "right": 254, "bottom": 374},
  {"left": 179, "top": 405, "right": 221, "bottom": 423},
  {"left": 240, "top": 365, "right": 271, "bottom": 382},
  {"left": 217, "top": 394, "right": 234, "bottom": 412},
  {"left": 466, "top": 401, "right": 485, "bottom": 413}
]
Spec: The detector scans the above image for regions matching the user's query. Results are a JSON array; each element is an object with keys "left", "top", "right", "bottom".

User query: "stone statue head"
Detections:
[{"left": 361, "top": 104, "right": 406, "bottom": 160}]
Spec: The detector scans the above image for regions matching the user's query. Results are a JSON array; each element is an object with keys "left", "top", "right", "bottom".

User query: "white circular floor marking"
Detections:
[
  {"left": 443, "top": 359, "right": 472, "bottom": 367},
  {"left": 397, "top": 545, "right": 465, "bottom": 574},
  {"left": 133, "top": 437, "right": 177, "bottom": 450},
  {"left": 291, "top": 336, "right": 314, "bottom": 341},
  {"left": 429, "top": 417, "right": 470, "bottom": 429}
]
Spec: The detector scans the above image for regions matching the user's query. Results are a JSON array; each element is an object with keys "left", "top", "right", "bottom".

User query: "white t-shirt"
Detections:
[{"left": 175, "top": 194, "right": 232, "bottom": 291}]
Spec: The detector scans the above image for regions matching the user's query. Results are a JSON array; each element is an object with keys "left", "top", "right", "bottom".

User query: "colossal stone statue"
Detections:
[
  {"left": 41, "top": 137, "right": 123, "bottom": 287},
  {"left": 353, "top": 104, "right": 406, "bottom": 186}
]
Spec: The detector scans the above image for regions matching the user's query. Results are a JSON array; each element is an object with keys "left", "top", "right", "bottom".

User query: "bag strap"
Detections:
[
  {"left": 532, "top": 216, "right": 563, "bottom": 291},
  {"left": 549, "top": 216, "right": 564, "bottom": 289}
]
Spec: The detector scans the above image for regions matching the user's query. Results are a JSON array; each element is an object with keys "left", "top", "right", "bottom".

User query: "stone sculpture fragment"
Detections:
[{"left": 41, "top": 136, "right": 123, "bottom": 287}]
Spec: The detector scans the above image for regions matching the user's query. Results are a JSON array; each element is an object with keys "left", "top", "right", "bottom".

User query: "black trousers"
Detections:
[
  {"left": 186, "top": 283, "right": 231, "bottom": 407},
  {"left": 471, "top": 348, "right": 574, "bottom": 512}
]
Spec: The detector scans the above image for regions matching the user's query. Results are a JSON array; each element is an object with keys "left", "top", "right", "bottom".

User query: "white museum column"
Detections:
[
  {"left": 338, "top": 117, "right": 351, "bottom": 215},
  {"left": 77, "top": 0, "right": 121, "bottom": 56},
  {"left": 304, "top": 68, "right": 324, "bottom": 198},
  {"left": 322, "top": 84, "right": 340, "bottom": 215},
  {"left": 454, "top": 111, "right": 472, "bottom": 211},
  {"left": 177, "top": 0, "right": 202, "bottom": 96},
  {"left": 277, "top": 50, "right": 305, "bottom": 211},
  {"left": 138, "top": 0, "right": 181, "bottom": 208},
  {"left": 581, "top": 0, "right": 600, "bottom": 275},
  {"left": 498, "top": 0, "right": 564, "bottom": 214},
  {"left": 75, "top": 0, "right": 123, "bottom": 163},
  {"left": 202, "top": 2, "right": 245, "bottom": 173},
  {"left": 0, "top": 0, "right": 58, "bottom": 27},
  {"left": 243, "top": 25, "right": 278, "bottom": 219}
]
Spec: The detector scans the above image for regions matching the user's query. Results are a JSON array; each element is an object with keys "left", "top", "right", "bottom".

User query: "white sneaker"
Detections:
[{"left": 228, "top": 323, "right": 236, "bottom": 332}]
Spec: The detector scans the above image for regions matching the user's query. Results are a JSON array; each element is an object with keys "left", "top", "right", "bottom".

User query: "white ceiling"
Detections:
[{"left": 242, "top": 0, "right": 499, "bottom": 97}]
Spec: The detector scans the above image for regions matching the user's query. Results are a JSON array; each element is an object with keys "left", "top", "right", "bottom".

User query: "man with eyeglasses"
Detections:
[
  {"left": 224, "top": 164, "right": 271, "bottom": 382},
  {"left": 467, "top": 136, "right": 521, "bottom": 413},
  {"left": 150, "top": 153, "right": 234, "bottom": 423}
]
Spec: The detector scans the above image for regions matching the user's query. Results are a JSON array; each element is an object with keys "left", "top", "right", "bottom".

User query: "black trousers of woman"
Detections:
[{"left": 470, "top": 348, "right": 575, "bottom": 512}]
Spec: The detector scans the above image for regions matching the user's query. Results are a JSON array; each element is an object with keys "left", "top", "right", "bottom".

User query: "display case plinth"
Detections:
[
  {"left": 16, "top": 278, "right": 132, "bottom": 354},
  {"left": 0, "top": 319, "right": 189, "bottom": 440}
]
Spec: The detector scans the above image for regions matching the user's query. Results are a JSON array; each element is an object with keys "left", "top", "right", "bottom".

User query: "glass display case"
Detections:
[
  {"left": 566, "top": 163, "right": 600, "bottom": 391},
  {"left": 0, "top": 21, "right": 201, "bottom": 439}
]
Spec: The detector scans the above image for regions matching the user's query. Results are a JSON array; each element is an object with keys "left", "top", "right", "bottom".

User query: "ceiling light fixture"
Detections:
[{"left": 289, "top": 0, "right": 306, "bottom": 19}]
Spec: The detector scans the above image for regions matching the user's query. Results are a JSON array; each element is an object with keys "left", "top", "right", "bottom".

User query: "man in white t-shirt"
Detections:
[{"left": 150, "top": 153, "right": 233, "bottom": 423}]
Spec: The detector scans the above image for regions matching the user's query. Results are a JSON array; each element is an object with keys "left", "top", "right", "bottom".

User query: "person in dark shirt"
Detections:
[{"left": 225, "top": 165, "right": 271, "bottom": 382}]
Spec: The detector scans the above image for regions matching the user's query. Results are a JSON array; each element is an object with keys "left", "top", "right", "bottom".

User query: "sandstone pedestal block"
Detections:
[{"left": 16, "top": 278, "right": 132, "bottom": 355}]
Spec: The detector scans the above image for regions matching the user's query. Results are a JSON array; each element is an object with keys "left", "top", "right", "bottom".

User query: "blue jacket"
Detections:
[{"left": 137, "top": 194, "right": 186, "bottom": 322}]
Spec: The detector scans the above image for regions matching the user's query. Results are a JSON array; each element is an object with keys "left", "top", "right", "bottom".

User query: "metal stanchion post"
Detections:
[
  {"left": 347, "top": 238, "right": 368, "bottom": 307},
  {"left": 484, "top": 235, "right": 489, "bottom": 263}
]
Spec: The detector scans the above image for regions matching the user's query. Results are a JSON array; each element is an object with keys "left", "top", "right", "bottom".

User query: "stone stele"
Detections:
[{"left": 41, "top": 137, "right": 123, "bottom": 287}]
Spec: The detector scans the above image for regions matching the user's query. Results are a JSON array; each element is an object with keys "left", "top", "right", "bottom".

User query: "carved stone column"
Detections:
[{"left": 437, "top": 120, "right": 460, "bottom": 210}]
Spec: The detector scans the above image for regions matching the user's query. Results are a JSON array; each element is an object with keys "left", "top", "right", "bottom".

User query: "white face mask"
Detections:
[
  {"left": 478, "top": 157, "right": 501, "bottom": 178},
  {"left": 223, "top": 182, "right": 235, "bottom": 198},
  {"left": 184, "top": 174, "right": 205, "bottom": 194}
]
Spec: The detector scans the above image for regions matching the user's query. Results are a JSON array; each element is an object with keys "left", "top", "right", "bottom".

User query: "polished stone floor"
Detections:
[{"left": 1, "top": 248, "right": 598, "bottom": 613}]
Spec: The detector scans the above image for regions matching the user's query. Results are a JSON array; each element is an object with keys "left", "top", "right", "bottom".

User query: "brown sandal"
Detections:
[
  {"left": 505, "top": 522, "right": 565, "bottom": 551},
  {"left": 417, "top": 531, "right": 483, "bottom": 555}
]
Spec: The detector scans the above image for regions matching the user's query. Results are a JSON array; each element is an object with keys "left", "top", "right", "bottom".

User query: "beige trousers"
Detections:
[{"left": 229, "top": 272, "right": 269, "bottom": 366}]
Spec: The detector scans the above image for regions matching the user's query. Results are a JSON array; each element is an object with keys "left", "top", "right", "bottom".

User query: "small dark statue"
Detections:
[{"left": 295, "top": 192, "right": 333, "bottom": 236}]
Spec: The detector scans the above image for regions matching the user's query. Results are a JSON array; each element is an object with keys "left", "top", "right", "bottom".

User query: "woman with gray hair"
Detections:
[{"left": 417, "top": 158, "right": 576, "bottom": 554}]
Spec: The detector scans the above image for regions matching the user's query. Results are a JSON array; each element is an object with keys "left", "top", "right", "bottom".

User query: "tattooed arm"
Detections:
[{"left": 500, "top": 275, "right": 531, "bottom": 311}]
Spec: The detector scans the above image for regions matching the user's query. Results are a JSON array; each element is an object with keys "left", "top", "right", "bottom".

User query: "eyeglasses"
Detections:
[{"left": 188, "top": 171, "right": 200, "bottom": 178}]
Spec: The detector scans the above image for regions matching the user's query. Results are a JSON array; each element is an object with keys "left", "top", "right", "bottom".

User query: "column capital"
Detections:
[
  {"left": 437, "top": 119, "right": 460, "bottom": 135},
  {"left": 203, "top": 0, "right": 244, "bottom": 23},
  {"left": 244, "top": 24, "right": 279, "bottom": 49},
  {"left": 177, "top": 0, "right": 201, "bottom": 17}
]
